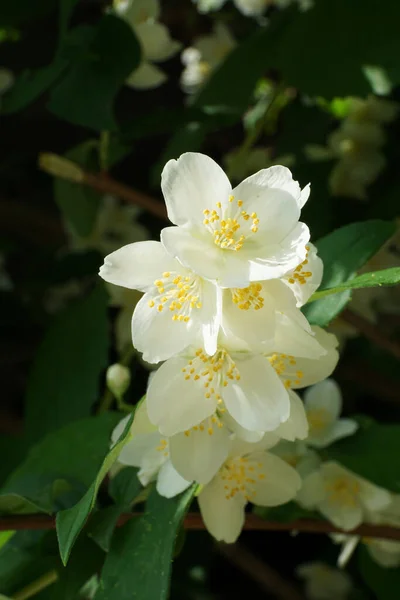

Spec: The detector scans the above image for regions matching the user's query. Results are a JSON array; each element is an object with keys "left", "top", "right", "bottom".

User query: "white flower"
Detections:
[
  {"left": 111, "top": 408, "right": 192, "bottom": 498},
  {"left": 304, "top": 380, "right": 358, "bottom": 448},
  {"left": 160, "top": 154, "right": 311, "bottom": 288},
  {"left": 180, "top": 23, "right": 236, "bottom": 94},
  {"left": 198, "top": 437, "right": 301, "bottom": 542},
  {"left": 297, "top": 462, "right": 391, "bottom": 530},
  {"left": 114, "top": 0, "right": 181, "bottom": 90},
  {"left": 192, "top": 0, "right": 228, "bottom": 13},
  {"left": 99, "top": 240, "right": 221, "bottom": 363},
  {"left": 233, "top": 0, "right": 271, "bottom": 17},
  {"left": 146, "top": 326, "right": 338, "bottom": 437},
  {"left": 282, "top": 243, "right": 323, "bottom": 307},
  {"left": 364, "top": 495, "right": 400, "bottom": 568},
  {"left": 296, "top": 562, "right": 353, "bottom": 600},
  {"left": 272, "top": 440, "right": 321, "bottom": 478}
]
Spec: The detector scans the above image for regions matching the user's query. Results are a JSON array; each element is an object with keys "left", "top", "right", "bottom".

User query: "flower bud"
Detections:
[
  {"left": 106, "top": 364, "right": 130, "bottom": 399},
  {"left": 38, "top": 153, "right": 84, "bottom": 183}
]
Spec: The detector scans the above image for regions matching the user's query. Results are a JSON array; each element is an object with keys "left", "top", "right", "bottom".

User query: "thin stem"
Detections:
[
  {"left": 13, "top": 569, "right": 58, "bottom": 600},
  {"left": 2, "top": 513, "right": 400, "bottom": 541}
]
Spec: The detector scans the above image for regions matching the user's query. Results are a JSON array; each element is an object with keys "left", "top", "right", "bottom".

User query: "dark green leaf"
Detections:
[
  {"left": 88, "top": 467, "right": 142, "bottom": 552},
  {"left": 310, "top": 266, "right": 400, "bottom": 301},
  {"left": 54, "top": 141, "right": 101, "bottom": 237},
  {"left": 325, "top": 420, "right": 400, "bottom": 492},
  {"left": 303, "top": 220, "right": 396, "bottom": 326},
  {"left": 56, "top": 414, "right": 134, "bottom": 565},
  {"left": 358, "top": 545, "right": 400, "bottom": 600},
  {"left": 95, "top": 486, "right": 195, "bottom": 600},
  {"left": 25, "top": 285, "right": 109, "bottom": 442},
  {"left": 48, "top": 15, "right": 141, "bottom": 130}
]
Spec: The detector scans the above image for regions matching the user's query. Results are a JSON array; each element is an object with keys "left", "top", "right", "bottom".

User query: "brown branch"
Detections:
[
  {"left": 218, "top": 542, "right": 305, "bottom": 600},
  {"left": 2, "top": 513, "right": 400, "bottom": 541},
  {"left": 341, "top": 309, "right": 400, "bottom": 361}
]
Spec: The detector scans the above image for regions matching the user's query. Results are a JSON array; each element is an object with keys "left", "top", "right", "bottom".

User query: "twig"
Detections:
[
  {"left": 218, "top": 542, "right": 305, "bottom": 600},
  {"left": 13, "top": 569, "right": 58, "bottom": 600},
  {"left": 2, "top": 513, "right": 400, "bottom": 541},
  {"left": 341, "top": 309, "right": 400, "bottom": 361}
]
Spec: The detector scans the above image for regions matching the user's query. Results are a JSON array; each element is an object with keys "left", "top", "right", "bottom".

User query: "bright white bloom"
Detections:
[
  {"left": 146, "top": 327, "right": 338, "bottom": 437},
  {"left": 111, "top": 408, "right": 192, "bottom": 498},
  {"left": 272, "top": 440, "right": 321, "bottom": 478},
  {"left": 181, "top": 23, "right": 236, "bottom": 94},
  {"left": 296, "top": 562, "right": 353, "bottom": 600},
  {"left": 297, "top": 462, "right": 391, "bottom": 530},
  {"left": 304, "top": 380, "right": 358, "bottom": 448},
  {"left": 193, "top": 0, "right": 228, "bottom": 12},
  {"left": 221, "top": 245, "right": 323, "bottom": 352},
  {"left": 114, "top": 0, "right": 181, "bottom": 89},
  {"left": 160, "top": 154, "right": 311, "bottom": 288},
  {"left": 198, "top": 437, "right": 301, "bottom": 543},
  {"left": 99, "top": 240, "right": 220, "bottom": 363}
]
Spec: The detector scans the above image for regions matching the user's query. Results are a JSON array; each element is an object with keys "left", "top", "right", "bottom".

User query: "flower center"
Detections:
[
  {"left": 156, "top": 438, "right": 169, "bottom": 458},
  {"left": 221, "top": 456, "right": 265, "bottom": 501},
  {"left": 326, "top": 477, "right": 361, "bottom": 507},
  {"left": 202, "top": 195, "right": 259, "bottom": 252},
  {"left": 148, "top": 271, "right": 202, "bottom": 323},
  {"left": 287, "top": 246, "right": 312, "bottom": 286},
  {"left": 181, "top": 348, "right": 241, "bottom": 401},
  {"left": 231, "top": 283, "right": 264, "bottom": 310},
  {"left": 184, "top": 413, "right": 224, "bottom": 437},
  {"left": 307, "top": 408, "right": 331, "bottom": 433},
  {"left": 266, "top": 353, "right": 304, "bottom": 388}
]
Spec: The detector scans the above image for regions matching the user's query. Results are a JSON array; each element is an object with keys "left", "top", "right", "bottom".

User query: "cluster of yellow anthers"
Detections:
[
  {"left": 182, "top": 349, "right": 241, "bottom": 399},
  {"left": 184, "top": 414, "right": 224, "bottom": 437},
  {"left": 267, "top": 353, "right": 304, "bottom": 388},
  {"left": 287, "top": 245, "right": 312, "bottom": 286},
  {"left": 148, "top": 272, "right": 202, "bottom": 321},
  {"left": 203, "top": 196, "right": 259, "bottom": 252},
  {"left": 221, "top": 457, "right": 265, "bottom": 501},
  {"left": 156, "top": 438, "right": 169, "bottom": 457},
  {"left": 326, "top": 478, "right": 360, "bottom": 507},
  {"left": 231, "top": 283, "right": 264, "bottom": 311}
]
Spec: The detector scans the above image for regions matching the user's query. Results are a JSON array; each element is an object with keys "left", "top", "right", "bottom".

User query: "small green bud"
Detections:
[
  {"left": 106, "top": 363, "right": 130, "bottom": 399},
  {"left": 38, "top": 153, "right": 84, "bottom": 183}
]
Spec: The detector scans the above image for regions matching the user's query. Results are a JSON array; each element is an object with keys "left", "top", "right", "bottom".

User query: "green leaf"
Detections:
[
  {"left": 56, "top": 414, "right": 134, "bottom": 565},
  {"left": 24, "top": 285, "right": 109, "bottom": 442},
  {"left": 310, "top": 266, "right": 400, "bottom": 301},
  {"left": 48, "top": 15, "right": 141, "bottom": 130},
  {"left": 88, "top": 467, "right": 142, "bottom": 552},
  {"left": 358, "top": 545, "right": 400, "bottom": 600},
  {"left": 303, "top": 220, "right": 396, "bottom": 326},
  {"left": 325, "top": 420, "right": 400, "bottom": 492},
  {"left": 95, "top": 486, "right": 195, "bottom": 600},
  {"left": 54, "top": 140, "right": 101, "bottom": 237},
  {"left": 2, "top": 413, "right": 121, "bottom": 510}
]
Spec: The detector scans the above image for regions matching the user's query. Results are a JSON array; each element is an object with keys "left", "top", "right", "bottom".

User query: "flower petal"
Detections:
[
  {"left": 169, "top": 421, "right": 230, "bottom": 484},
  {"left": 198, "top": 474, "right": 245, "bottom": 543},
  {"left": 283, "top": 243, "right": 323, "bottom": 307},
  {"left": 146, "top": 355, "right": 217, "bottom": 436},
  {"left": 272, "top": 312, "right": 325, "bottom": 359},
  {"left": 99, "top": 241, "right": 176, "bottom": 292},
  {"left": 135, "top": 22, "right": 181, "bottom": 62},
  {"left": 156, "top": 459, "right": 192, "bottom": 498},
  {"left": 126, "top": 61, "right": 167, "bottom": 89},
  {"left": 308, "top": 419, "right": 359, "bottom": 449},
  {"left": 233, "top": 165, "right": 305, "bottom": 211},
  {"left": 359, "top": 479, "right": 392, "bottom": 513},
  {"left": 296, "top": 471, "right": 327, "bottom": 510},
  {"left": 223, "top": 354, "right": 290, "bottom": 432},
  {"left": 304, "top": 379, "right": 342, "bottom": 422},
  {"left": 274, "top": 390, "right": 309, "bottom": 441},
  {"left": 161, "top": 152, "right": 232, "bottom": 227},
  {"left": 250, "top": 452, "right": 302, "bottom": 506}
]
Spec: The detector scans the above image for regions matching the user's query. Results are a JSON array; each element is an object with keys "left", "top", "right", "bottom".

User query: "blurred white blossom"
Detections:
[{"left": 296, "top": 562, "right": 353, "bottom": 600}]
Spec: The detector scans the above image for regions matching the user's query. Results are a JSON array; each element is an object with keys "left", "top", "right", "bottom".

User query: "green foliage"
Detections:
[
  {"left": 303, "top": 220, "right": 396, "bottom": 326},
  {"left": 48, "top": 15, "right": 141, "bottom": 130},
  {"left": 358, "top": 545, "right": 400, "bottom": 600},
  {"left": 25, "top": 285, "right": 109, "bottom": 442},
  {"left": 56, "top": 413, "right": 133, "bottom": 565},
  {"left": 310, "top": 266, "right": 400, "bottom": 301},
  {"left": 95, "top": 486, "right": 195, "bottom": 600}
]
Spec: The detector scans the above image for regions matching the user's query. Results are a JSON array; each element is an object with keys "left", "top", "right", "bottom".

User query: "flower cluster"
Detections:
[
  {"left": 193, "top": 0, "right": 312, "bottom": 17},
  {"left": 306, "top": 95, "right": 398, "bottom": 200},
  {"left": 100, "top": 152, "right": 341, "bottom": 542}
]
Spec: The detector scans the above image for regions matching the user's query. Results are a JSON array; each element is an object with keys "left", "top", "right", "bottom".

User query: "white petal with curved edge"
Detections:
[
  {"left": 161, "top": 226, "right": 224, "bottom": 283},
  {"left": 99, "top": 241, "right": 176, "bottom": 292},
  {"left": 229, "top": 433, "right": 280, "bottom": 458},
  {"left": 307, "top": 418, "right": 358, "bottom": 449},
  {"left": 296, "top": 471, "right": 326, "bottom": 509},
  {"left": 274, "top": 391, "right": 309, "bottom": 441},
  {"left": 156, "top": 459, "right": 192, "bottom": 498},
  {"left": 272, "top": 312, "right": 325, "bottom": 359},
  {"left": 132, "top": 294, "right": 196, "bottom": 363},
  {"left": 137, "top": 445, "right": 167, "bottom": 486},
  {"left": 134, "top": 22, "right": 181, "bottom": 62},
  {"left": 223, "top": 355, "right": 290, "bottom": 432},
  {"left": 283, "top": 243, "right": 323, "bottom": 307},
  {"left": 169, "top": 422, "right": 230, "bottom": 484},
  {"left": 126, "top": 61, "right": 167, "bottom": 89},
  {"left": 319, "top": 500, "right": 363, "bottom": 530},
  {"left": 198, "top": 475, "right": 245, "bottom": 543},
  {"left": 250, "top": 452, "right": 302, "bottom": 506},
  {"left": 117, "top": 0, "right": 160, "bottom": 24},
  {"left": 221, "top": 411, "right": 264, "bottom": 443},
  {"left": 232, "top": 165, "right": 303, "bottom": 210},
  {"left": 304, "top": 379, "right": 342, "bottom": 424},
  {"left": 146, "top": 356, "right": 217, "bottom": 436},
  {"left": 359, "top": 479, "right": 392, "bottom": 512},
  {"left": 161, "top": 153, "right": 232, "bottom": 227}
]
